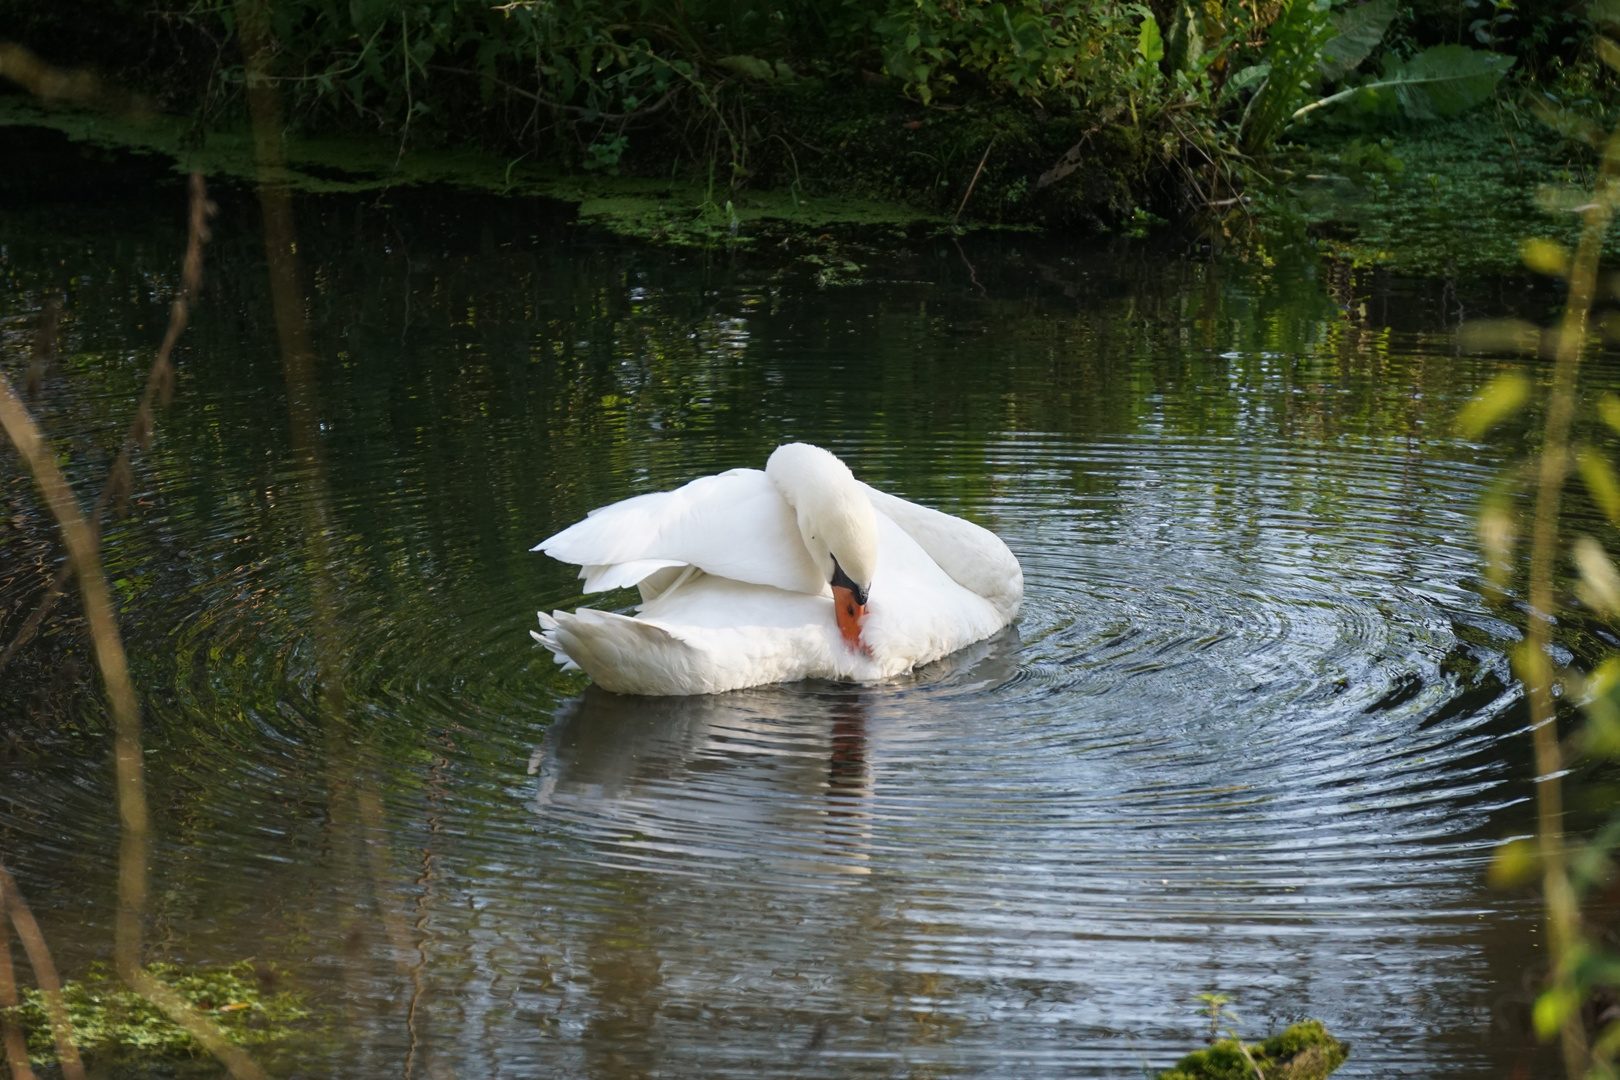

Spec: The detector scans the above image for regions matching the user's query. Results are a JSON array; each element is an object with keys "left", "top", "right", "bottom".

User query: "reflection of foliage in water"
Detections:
[
  {"left": 0, "top": 180, "right": 1538, "bottom": 741},
  {"left": 1270, "top": 110, "right": 1604, "bottom": 275}
]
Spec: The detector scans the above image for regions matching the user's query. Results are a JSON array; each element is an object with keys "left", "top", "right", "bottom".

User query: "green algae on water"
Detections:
[
  {"left": 1158, "top": 1020, "right": 1349, "bottom": 1080},
  {"left": 0, "top": 94, "right": 937, "bottom": 246},
  {"left": 0, "top": 961, "right": 315, "bottom": 1068}
]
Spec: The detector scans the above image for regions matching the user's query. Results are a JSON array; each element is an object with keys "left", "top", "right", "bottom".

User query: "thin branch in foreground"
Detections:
[
  {"left": 0, "top": 864, "right": 83, "bottom": 1080},
  {"left": 0, "top": 285, "right": 266, "bottom": 1080},
  {"left": 1517, "top": 69, "right": 1620, "bottom": 1080},
  {"left": 0, "top": 882, "right": 39, "bottom": 1080},
  {"left": 0, "top": 175, "right": 214, "bottom": 677}
]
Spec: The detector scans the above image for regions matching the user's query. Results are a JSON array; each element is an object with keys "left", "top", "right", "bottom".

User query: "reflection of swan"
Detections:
[
  {"left": 531, "top": 443, "right": 1022, "bottom": 695},
  {"left": 528, "top": 685, "right": 877, "bottom": 875},
  {"left": 524, "top": 636, "right": 1021, "bottom": 878}
]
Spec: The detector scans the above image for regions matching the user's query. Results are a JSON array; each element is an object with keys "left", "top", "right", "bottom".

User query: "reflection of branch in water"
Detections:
[
  {"left": 403, "top": 742, "right": 451, "bottom": 1080},
  {"left": 234, "top": 6, "right": 436, "bottom": 1073},
  {"left": 953, "top": 237, "right": 989, "bottom": 298},
  {"left": 0, "top": 341, "right": 266, "bottom": 1080},
  {"left": 0, "top": 178, "right": 215, "bottom": 676}
]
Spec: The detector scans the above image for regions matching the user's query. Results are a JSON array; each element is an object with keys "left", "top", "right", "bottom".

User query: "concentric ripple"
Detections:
[{"left": 0, "top": 192, "right": 1562, "bottom": 1079}]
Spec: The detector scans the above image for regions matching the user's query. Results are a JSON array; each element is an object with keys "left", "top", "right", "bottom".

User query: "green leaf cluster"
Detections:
[{"left": 0, "top": 961, "right": 312, "bottom": 1065}]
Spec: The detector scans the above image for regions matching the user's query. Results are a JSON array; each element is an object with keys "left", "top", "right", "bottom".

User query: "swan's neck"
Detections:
[{"left": 765, "top": 443, "right": 879, "bottom": 593}]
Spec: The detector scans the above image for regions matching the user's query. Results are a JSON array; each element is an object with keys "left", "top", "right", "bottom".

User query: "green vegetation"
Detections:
[
  {"left": 1158, "top": 1020, "right": 1348, "bottom": 1080},
  {"left": 0, "top": 961, "right": 314, "bottom": 1067},
  {"left": 0, "top": 0, "right": 1595, "bottom": 242}
]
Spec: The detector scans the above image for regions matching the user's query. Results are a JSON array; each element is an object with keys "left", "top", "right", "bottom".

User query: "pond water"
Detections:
[{"left": 0, "top": 144, "right": 1603, "bottom": 1077}]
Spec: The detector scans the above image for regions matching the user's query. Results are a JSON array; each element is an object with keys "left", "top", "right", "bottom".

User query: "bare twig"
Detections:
[
  {"left": 0, "top": 865, "right": 82, "bottom": 1080},
  {"left": 0, "top": 176, "right": 214, "bottom": 676},
  {"left": 953, "top": 138, "right": 996, "bottom": 226},
  {"left": 0, "top": 225, "right": 265, "bottom": 1080},
  {"left": 0, "top": 877, "right": 39, "bottom": 1080}
]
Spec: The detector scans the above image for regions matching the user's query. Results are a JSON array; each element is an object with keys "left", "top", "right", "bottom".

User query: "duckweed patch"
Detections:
[
  {"left": 1158, "top": 1020, "right": 1348, "bottom": 1080},
  {"left": 0, "top": 961, "right": 315, "bottom": 1068},
  {"left": 0, "top": 95, "right": 940, "bottom": 247}
]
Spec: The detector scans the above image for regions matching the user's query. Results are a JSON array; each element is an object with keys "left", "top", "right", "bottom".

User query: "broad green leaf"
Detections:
[
  {"left": 1579, "top": 452, "right": 1620, "bottom": 527},
  {"left": 1522, "top": 238, "right": 1570, "bottom": 276},
  {"left": 1477, "top": 502, "right": 1517, "bottom": 593},
  {"left": 1137, "top": 15, "right": 1164, "bottom": 64},
  {"left": 1319, "top": 0, "right": 1396, "bottom": 82},
  {"left": 1598, "top": 392, "right": 1620, "bottom": 436},
  {"left": 1454, "top": 371, "right": 1531, "bottom": 438},
  {"left": 1487, "top": 836, "right": 1539, "bottom": 887},
  {"left": 1387, "top": 45, "right": 1514, "bottom": 120},
  {"left": 1575, "top": 534, "right": 1620, "bottom": 614},
  {"left": 1534, "top": 985, "right": 1581, "bottom": 1041}
]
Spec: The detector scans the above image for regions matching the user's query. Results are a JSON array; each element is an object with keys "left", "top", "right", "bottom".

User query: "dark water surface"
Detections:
[{"left": 0, "top": 163, "right": 1602, "bottom": 1077}]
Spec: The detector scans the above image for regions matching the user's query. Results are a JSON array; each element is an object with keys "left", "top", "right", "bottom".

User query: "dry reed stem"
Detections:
[
  {"left": 0, "top": 242, "right": 268, "bottom": 1080},
  {"left": 0, "top": 865, "right": 82, "bottom": 1080},
  {"left": 0, "top": 176, "right": 215, "bottom": 676},
  {"left": 0, "top": 880, "right": 39, "bottom": 1080},
  {"left": 1521, "top": 104, "right": 1620, "bottom": 1080}
]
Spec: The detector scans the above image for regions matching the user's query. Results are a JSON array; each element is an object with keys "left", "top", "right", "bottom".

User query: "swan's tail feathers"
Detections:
[
  {"left": 533, "top": 608, "right": 707, "bottom": 696},
  {"left": 531, "top": 612, "right": 582, "bottom": 672}
]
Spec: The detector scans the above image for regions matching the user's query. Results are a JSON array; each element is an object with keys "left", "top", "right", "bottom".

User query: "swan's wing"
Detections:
[
  {"left": 535, "top": 468, "right": 825, "bottom": 596},
  {"left": 859, "top": 483, "right": 1023, "bottom": 619}
]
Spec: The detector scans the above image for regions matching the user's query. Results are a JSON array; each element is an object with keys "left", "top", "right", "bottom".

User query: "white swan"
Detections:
[{"left": 531, "top": 443, "right": 1023, "bottom": 695}]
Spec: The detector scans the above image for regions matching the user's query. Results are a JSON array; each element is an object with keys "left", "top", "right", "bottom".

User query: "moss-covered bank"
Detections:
[{"left": 1159, "top": 1020, "right": 1349, "bottom": 1080}]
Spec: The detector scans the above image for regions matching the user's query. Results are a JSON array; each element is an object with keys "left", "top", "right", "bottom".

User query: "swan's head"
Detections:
[{"left": 766, "top": 443, "right": 878, "bottom": 653}]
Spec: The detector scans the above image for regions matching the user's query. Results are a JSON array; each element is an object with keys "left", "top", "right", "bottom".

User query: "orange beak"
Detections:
[{"left": 832, "top": 585, "right": 870, "bottom": 656}]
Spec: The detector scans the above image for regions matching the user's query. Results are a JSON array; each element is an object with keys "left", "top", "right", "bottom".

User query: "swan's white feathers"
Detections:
[
  {"left": 579, "top": 559, "right": 684, "bottom": 593},
  {"left": 534, "top": 468, "right": 824, "bottom": 596},
  {"left": 860, "top": 483, "right": 1023, "bottom": 618},
  {"left": 765, "top": 443, "right": 880, "bottom": 591},
  {"left": 533, "top": 445, "right": 1023, "bottom": 695}
]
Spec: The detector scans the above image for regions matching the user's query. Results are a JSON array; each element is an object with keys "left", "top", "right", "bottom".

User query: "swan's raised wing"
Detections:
[
  {"left": 535, "top": 468, "right": 825, "bottom": 596},
  {"left": 859, "top": 483, "right": 1023, "bottom": 619}
]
